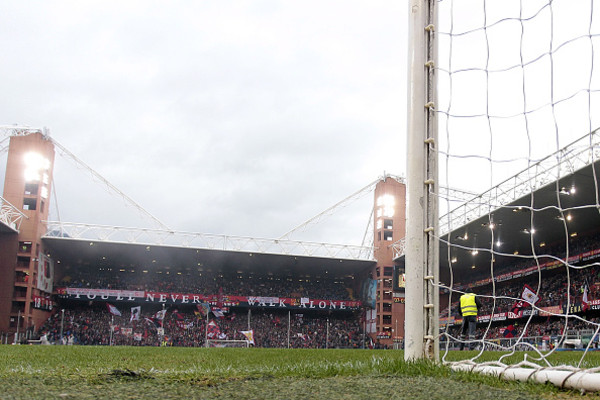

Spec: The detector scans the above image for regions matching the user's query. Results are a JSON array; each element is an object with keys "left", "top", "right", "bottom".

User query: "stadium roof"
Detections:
[
  {"left": 0, "top": 195, "right": 26, "bottom": 233},
  {"left": 42, "top": 235, "right": 375, "bottom": 277},
  {"left": 394, "top": 129, "right": 600, "bottom": 282},
  {"left": 0, "top": 222, "right": 16, "bottom": 234},
  {"left": 440, "top": 160, "right": 600, "bottom": 277}
]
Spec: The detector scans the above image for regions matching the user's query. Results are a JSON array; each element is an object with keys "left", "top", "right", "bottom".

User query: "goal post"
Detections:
[
  {"left": 405, "top": 0, "right": 440, "bottom": 362},
  {"left": 205, "top": 339, "right": 251, "bottom": 348}
]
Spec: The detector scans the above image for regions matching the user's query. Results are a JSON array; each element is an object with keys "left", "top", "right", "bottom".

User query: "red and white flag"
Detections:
[
  {"left": 583, "top": 284, "right": 590, "bottom": 311},
  {"left": 521, "top": 284, "right": 540, "bottom": 305},
  {"left": 207, "top": 321, "right": 220, "bottom": 338},
  {"left": 106, "top": 303, "right": 122, "bottom": 317},
  {"left": 510, "top": 284, "right": 540, "bottom": 317}
]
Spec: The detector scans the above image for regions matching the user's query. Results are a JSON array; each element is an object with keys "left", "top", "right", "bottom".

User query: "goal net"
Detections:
[{"left": 407, "top": 0, "right": 600, "bottom": 392}]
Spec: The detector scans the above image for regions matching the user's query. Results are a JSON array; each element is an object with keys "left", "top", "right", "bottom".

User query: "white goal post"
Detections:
[
  {"left": 205, "top": 339, "right": 251, "bottom": 348},
  {"left": 405, "top": 0, "right": 439, "bottom": 362}
]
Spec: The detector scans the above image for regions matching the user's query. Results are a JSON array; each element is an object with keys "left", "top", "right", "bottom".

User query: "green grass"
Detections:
[{"left": 0, "top": 346, "right": 597, "bottom": 399}]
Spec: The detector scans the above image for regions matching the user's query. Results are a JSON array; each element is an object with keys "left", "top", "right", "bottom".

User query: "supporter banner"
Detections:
[
  {"left": 495, "top": 272, "right": 512, "bottom": 282},
  {"left": 37, "top": 252, "right": 54, "bottom": 294},
  {"left": 582, "top": 249, "right": 600, "bottom": 262},
  {"left": 365, "top": 309, "right": 376, "bottom": 334},
  {"left": 57, "top": 288, "right": 362, "bottom": 310},
  {"left": 33, "top": 295, "right": 53, "bottom": 311},
  {"left": 478, "top": 312, "right": 507, "bottom": 323},
  {"left": 448, "top": 302, "right": 594, "bottom": 326},
  {"left": 539, "top": 305, "right": 562, "bottom": 316},
  {"left": 363, "top": 279, "right": 377, "bottom": 309},
  {"left": 376, "top": 331, "right": 391, "bottom": 339},
  {"left": 506, "top": 308, "right": 539, "bottom": 319},
  {"left": 588, "top": 299, "right": 600, "bottom": 311},
  {"left": 58, "top": 288, "right": 145, "bottom": 300},
  {"left": 563, "top": 302, "right": 592, "bottom": 314}
]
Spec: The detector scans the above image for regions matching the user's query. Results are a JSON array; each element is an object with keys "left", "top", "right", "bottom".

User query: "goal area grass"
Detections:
[{"left": 0, "top": 345, "right": 596, "bottom": 399}]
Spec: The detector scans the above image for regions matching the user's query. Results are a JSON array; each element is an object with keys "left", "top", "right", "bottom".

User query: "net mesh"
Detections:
[{"left": 435, "top": 0, "right": 600, "bottom": 372}]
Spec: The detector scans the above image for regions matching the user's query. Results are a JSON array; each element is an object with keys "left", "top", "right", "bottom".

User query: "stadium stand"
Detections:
[
  {"left": 15, "top": 265, "right": 368, "bottom": 348},
  {"left": 55, "top": 268, "right": 355, "bottom": 301},
  {"left": 438, "top": 229, "right": 600, "bottom": 350},
  {"left": 35, "top": 305, "right": 365, "bottom": 349}
]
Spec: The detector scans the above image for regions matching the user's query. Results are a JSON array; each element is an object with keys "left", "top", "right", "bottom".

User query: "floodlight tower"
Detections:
[
  {"left": 0, "top": 128, "right": 55, "bottom": 341},
  {"left": 369, "top": 175, "right": 407, "bottom": 348}
]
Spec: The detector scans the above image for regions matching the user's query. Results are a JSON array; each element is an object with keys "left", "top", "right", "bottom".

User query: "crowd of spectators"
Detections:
[
  {"left": 56, "top": 268, "right": 355, "bottom": 301},
  {"left": 441, "top": 263, "right": 600, "bottom": 318},
  {"left": 437, "top": 232, "right": 600, "bottom": 347},
  {"left": 442, "top": 316, "right": 600, "bottom": 347},
  {"left": 36, "top": 305, "right": 365, "bottom": 349}
]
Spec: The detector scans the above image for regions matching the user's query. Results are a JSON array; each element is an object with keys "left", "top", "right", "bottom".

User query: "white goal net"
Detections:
[{"left": 408, "top": 0, "right": 600, "bottom": 392}]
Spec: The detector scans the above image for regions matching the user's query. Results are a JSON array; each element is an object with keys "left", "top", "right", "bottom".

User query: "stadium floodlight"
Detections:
[
  {"left": 559, "top": 186, "right": 577, "bottom": 195},
  {"left": 24, "top": 151, "right": 50, "bottom": 182},
  {"left": 376, "top": 194, "right": 396, "bottom": 218}
]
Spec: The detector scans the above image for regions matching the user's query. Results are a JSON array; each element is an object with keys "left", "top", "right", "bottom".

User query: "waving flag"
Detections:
[
  {"left": 503, "top": 324, "right": 516, "bottom": 338},
  {"left": 130, "top": 306, "right": 141, "bottom": 322},
  {"left": 173, "top": 310, "right": 185, "bottom": 320},
  {"left": 583, "top": 284, "right": 590, "bottom": 312},
  {"left": 145, "top": 317, "right": 161, "bottom": 328},
  {"left": 196, "top": 303, "right": 210, "bottom": 317},
  {"left": 207, "top": 321, "right": 220, "bottom": 338},
  {"left": 211, "top": 307, "right": 225, "bottom": 318},
  {"left": 154, "top": 309, "right": 167, "bottom": 321},
  {"left": 511, "top": 284, "right": 541, "bottom": 317},
  {"left": 521, "top": 284, "right": 540, "bottom": 305},
  {"left": 106, "top": 303, "right": 121, "bottom": 317},
  {"left": 240, "top": 329, "right": 255, "bottom": 345}
]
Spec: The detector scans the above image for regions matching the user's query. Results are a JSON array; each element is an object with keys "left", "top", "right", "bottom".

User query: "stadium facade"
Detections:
[{"left": 0, "top": 131, "right": 408, "bottom": 347}]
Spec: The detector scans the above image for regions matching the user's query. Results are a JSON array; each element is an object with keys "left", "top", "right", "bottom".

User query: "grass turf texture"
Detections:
[{"left": 0, "top": 346, "right": 597, "bottom": 399}]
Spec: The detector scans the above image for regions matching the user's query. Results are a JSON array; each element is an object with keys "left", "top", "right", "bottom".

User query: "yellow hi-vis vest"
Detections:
[{"left": 460, "top": 293, "right": 478, "bottom": 316}]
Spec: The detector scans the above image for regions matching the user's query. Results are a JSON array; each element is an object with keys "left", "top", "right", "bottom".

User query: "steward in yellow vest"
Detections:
[
  {"left": 460, "top": 293, "right": 478, "bottom": 316},
  {"left": 459, "top": 292, "right": 481, "bottom": 350}
]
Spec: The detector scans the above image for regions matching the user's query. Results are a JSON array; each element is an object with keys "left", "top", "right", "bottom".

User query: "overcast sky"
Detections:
[
  {"left": 0, "top": 1, "right": 408, "bottom": 245},
  {"left": 2, "top": 0, "right": 596, "bottom": 248}
]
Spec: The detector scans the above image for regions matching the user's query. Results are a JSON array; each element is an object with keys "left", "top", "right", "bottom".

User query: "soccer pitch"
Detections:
[{"left": 0, "top": 346, "right": 595, "bottom": 399}]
